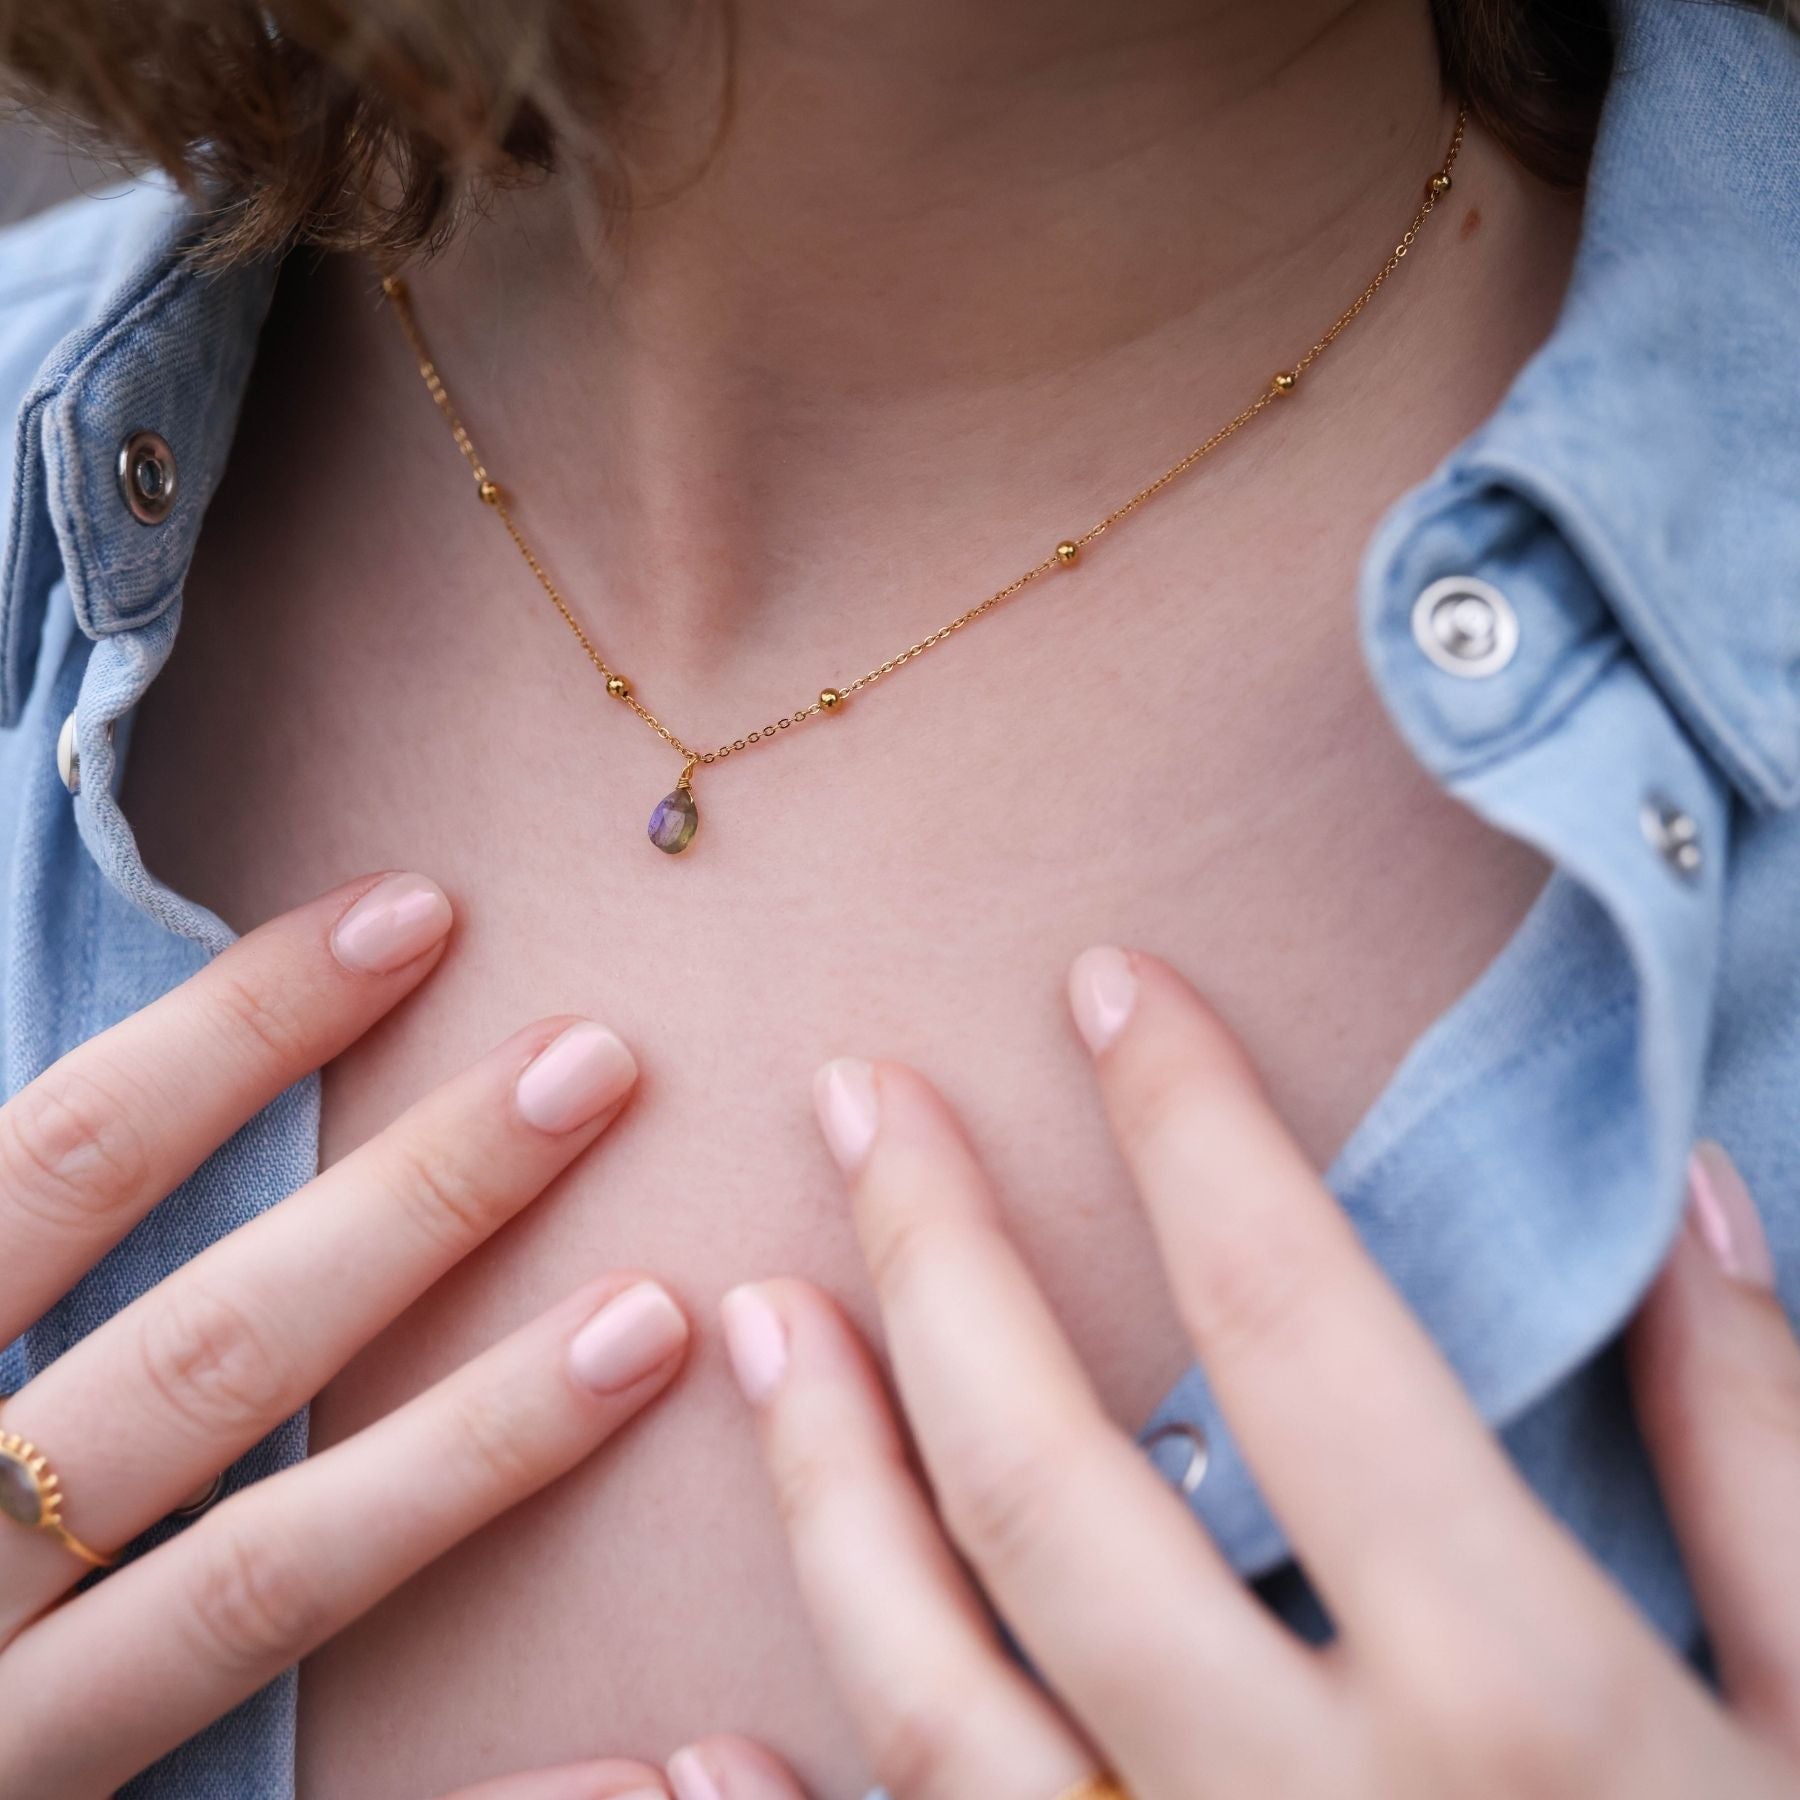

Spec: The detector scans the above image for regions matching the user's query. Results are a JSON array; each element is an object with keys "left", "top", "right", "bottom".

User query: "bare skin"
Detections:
[{"left": 123, "top": 0, "right": 1579, "bottom": 1791}]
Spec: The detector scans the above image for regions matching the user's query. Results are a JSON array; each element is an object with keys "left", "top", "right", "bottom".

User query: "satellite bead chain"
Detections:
[{"left": 381, "top": 108, "right": 1466, "bottom": 855}]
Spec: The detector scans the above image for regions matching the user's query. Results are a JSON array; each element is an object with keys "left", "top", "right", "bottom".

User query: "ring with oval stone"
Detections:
[{"left": 0, "top": 1416, "right": 116, "bottom": 1570}]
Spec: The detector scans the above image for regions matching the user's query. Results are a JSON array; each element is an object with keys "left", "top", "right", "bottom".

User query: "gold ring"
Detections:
[
  {"left": 1055, "top": 1776, "right": 1131, "bottom": 1800},
  {"left": 0, "top": 1426, "right": 116, "bottom": 1569}
]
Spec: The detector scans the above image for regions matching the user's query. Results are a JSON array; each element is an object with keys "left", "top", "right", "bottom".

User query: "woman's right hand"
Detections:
[{"left": 0, "top": 872, "right": 688, "bottom": 1799}]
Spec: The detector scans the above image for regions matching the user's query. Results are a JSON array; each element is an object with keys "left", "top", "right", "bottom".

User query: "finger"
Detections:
[
  {"left": 439, "top": 1759, "right": 670, "bottom": 1800},
  {"left": 0, "top": 1276, "right": 690, "bottom": 1799},
  {"left": 0, "top": 870, "right": 453, "bottom": 1341},
  {"left": 0, "top": 1014, "right": 638, "bottom": 1629},
  {"left": 669, "top": 1734, "right": 810, "bottom": 1800},
  {"left": 813, "top": 1058, "right": 1327, "bottom": 1794},
  {"left": 1068, "top": 946, "right": 1553, "bottom": 1623},
  {"left": 1630, "top": 1143, "right": 1800, "bottom": 1757},
  {"left": 718, "top": 1279, "right": 1093, "bottom": 1800}
]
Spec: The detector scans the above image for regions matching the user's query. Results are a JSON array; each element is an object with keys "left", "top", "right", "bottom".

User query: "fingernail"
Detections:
[
  {"left": 1687, "top": 1141, "right": 1776, "bottom": 1291},
  {"left": 667, "top": 1749, "right": 724, "bottom": 1800},
  {"left": 720, "top": 1285, "right": 789, "bottom": 1405},
  {"left": 517, "top": 1022, "right": 638, "bottom": 1133},
  {"left": 813, "top": 1057, "right": 879, "bottom": 1175},
  {"left": 1069, "top": 945, "right": 1137, "bottom": 1053},
  {"left": 568, "top": 1282, "right": 689, "bottom": 1394},
  {"left": 330, "top": 872, "right": 453, "bottom": 973}
]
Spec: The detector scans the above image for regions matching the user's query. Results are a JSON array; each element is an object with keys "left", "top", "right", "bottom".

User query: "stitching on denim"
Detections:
[
  {"left": 1338, "top": 988, "right": 1643, "bottom": 1203},
  {"left": 3, "top": 201, "right": 196, "bottom": 716},
  {"left": 1469, "top": 445, "right": 1798, "bottom": 810},
  {"left": 1390, "top": 619, "right": 1629, "bottom": 790},
  {"left": 0, "top": 393, "right": 51, "bottom": 724},
  {"left": 50, "top": 248, "right": 205, "bottom": 628}
]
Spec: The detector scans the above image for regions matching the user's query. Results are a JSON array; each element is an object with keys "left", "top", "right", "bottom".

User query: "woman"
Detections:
[{"left": 0, "top": 0, "right": 1796, "bottom": 1794}]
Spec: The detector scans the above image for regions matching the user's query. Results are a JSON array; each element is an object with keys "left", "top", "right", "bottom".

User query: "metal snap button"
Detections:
[
  {"left": 1410, "top": 575, "right": 1519, "bottom": 679},
  {"left": 117, "top": 429, "right": 179, "bottom": 525},
  {"left": 55, "top": 709, "right": 79, "bottom": 795},
  {"left": 1143, "top": 1421, "right": 1209, "bottom": 1496},
  {"left": 1641, "top": 795, "right": 1703, "bottom": 883}
]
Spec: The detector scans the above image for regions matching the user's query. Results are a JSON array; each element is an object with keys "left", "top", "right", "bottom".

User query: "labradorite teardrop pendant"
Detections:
[{"left": 648, "top": 781, "right": 699, "bottom": 855}]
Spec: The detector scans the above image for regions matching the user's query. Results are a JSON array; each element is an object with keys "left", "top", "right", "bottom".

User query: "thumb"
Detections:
[{"left": 1629, "top": 1142, "right": 1800, "bottom": 1758}]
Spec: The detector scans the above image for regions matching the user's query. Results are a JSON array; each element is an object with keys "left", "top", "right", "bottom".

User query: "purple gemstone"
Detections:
[{"left": 648, "top": 787, "right": 699, "bottom": 855}]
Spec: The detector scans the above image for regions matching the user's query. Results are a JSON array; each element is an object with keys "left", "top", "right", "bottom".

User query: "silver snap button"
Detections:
[
  {"left": 1641, "top": 796, "right": 1702, "bottom": 882},
  {"left": 1143, "top": 1421, "right": 1209, "bottom": 1496},
  {"left": 117, "top": 429, "right": 179, "bottom": 525},
  {"left": 55, "top": 710, "right": 79, "bottom": 795},
  {"left": 1410, "top": 575, "right": 1519, "bottom": 679}
]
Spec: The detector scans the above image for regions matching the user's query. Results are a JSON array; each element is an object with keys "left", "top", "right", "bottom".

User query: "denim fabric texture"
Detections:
[{"left": 2, "top": 0, "right": 1798, "bottom": 1793}]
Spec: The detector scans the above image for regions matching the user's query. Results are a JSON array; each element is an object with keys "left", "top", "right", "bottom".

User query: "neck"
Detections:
[
  {"left": 387, "top": 0, "right": 1532, "bottom": 656},
  {"left": 578, "top": 0, "right": 1446, "bottom": 375}
]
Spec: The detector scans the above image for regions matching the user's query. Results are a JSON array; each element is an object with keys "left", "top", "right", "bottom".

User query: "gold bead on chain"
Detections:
[{"left": 380, "top": 110, "right": 1467, "bottom": 856}]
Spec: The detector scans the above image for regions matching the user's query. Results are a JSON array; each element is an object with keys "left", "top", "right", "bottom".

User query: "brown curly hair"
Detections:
[{"left": 0, "top": 0, "right": 1614, "bottom": 266}]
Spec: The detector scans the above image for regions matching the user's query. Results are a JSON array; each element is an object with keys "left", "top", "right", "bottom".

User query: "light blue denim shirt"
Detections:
[{"left": 3, "top": 1, "right": 1799, "bottom": 1794}]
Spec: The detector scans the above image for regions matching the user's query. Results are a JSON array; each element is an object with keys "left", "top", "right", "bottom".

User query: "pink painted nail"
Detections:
[
  {"left": 667, "top": 1748, "right": 725, "bottom": 1800},
  {"left": 516, "top": 1022, "right": 638, "bottom": 1134},
  {"left": 330, "top": 873, "right": 452, "bottom": 973},
  {"left": 1068, "top": 945, "right": 1137, "bottom": 1053},
  {"left": 720, "top": 1285, "right": 790, "bottom": 1405},
  {"left": 813, "top": 1057, "right": 879, "bottom": 1176},
  {"left": 568, "top": 1282, "right": 688, "bottom": 1394},
  {"left": 1687, "top": 1141, "right": 1775, "bottom": 1290}
]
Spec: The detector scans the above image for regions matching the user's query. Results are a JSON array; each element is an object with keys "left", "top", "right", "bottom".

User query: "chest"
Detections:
[
  {"left": 125, "top": 414, "right": 1545, "bottom": 1343},
  {"left": 119, "top": 313, "right": 1547, "bottom": 1793}
]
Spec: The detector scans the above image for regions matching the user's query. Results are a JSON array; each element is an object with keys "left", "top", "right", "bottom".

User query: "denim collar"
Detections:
[
  {"left": 1411, "top": 0, "right": 1800, "bottom": 811},
  {"left": 3, "top": 0, "right": 1798, "bottom": 809},
  {"left": 0, "top": 189, "right": 276, "bottom": 725}
]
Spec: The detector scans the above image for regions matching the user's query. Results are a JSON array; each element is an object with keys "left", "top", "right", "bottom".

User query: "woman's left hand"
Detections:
[{"left": 661, "top": 948, "right": 1800, "bottom": 1800}]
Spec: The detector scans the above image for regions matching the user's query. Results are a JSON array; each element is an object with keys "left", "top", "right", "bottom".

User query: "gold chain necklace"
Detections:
[{"left": 383, "top": 109, "right": 1465, "bottom": 857}]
